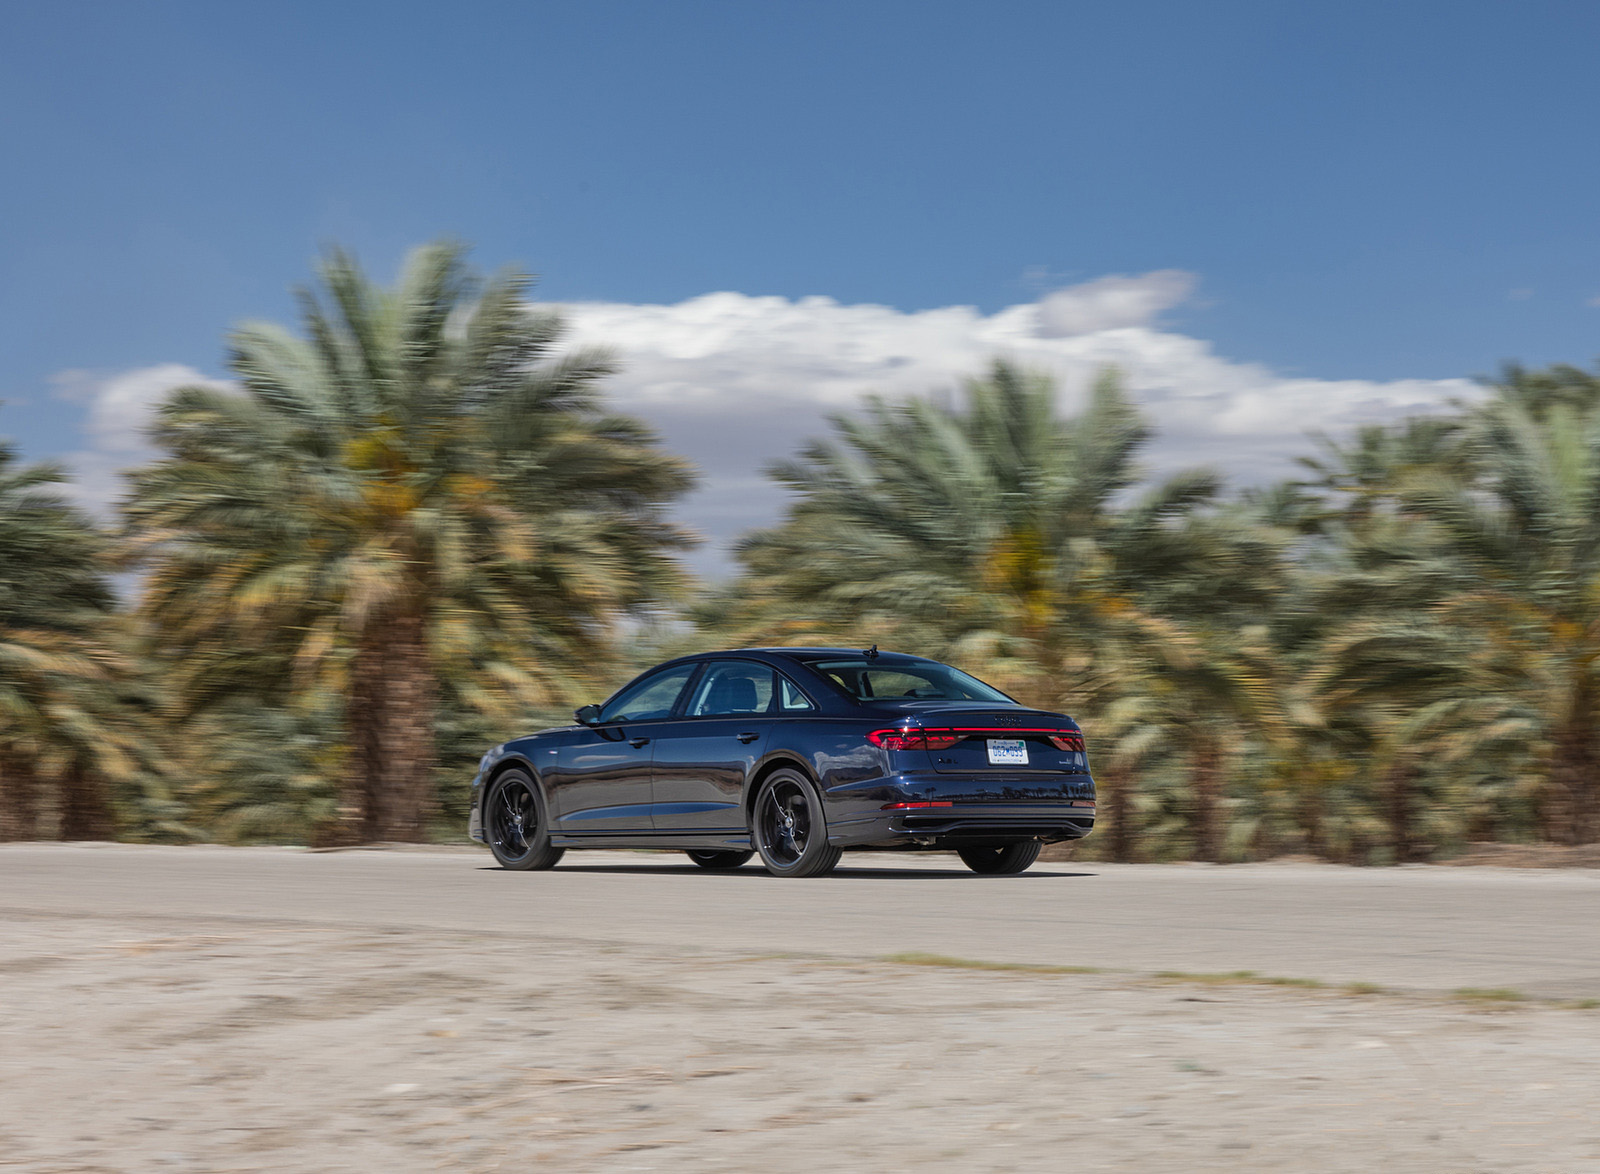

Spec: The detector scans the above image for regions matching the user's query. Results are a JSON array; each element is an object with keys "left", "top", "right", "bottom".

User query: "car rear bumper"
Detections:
[
  {"left": 827, "top": 805, "right": 1095, "bottom": 847},
  {"left": 824, "top": 770, "right": 1095, "bottom": 848}
]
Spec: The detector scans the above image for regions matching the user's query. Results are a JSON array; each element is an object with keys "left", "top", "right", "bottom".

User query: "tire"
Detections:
[
  {"left": 685, "top": 849, "right": 754, "bottom": 871},
  {"left": 484, "top": 768, "right": 565, "bottom": 871},
  {"left": 956, "top": 841, "right": 1042, "bottom": 875},
  {"left": 750, "top": 769, "right": 842, "bottom": 878}
]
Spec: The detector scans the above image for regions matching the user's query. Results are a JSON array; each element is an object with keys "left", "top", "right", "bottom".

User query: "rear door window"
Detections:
[{"left": 686, "top": 661, "right": 776, "bottom": 717}]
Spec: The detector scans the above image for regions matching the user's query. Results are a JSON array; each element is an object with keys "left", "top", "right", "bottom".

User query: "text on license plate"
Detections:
[{"left": 986, "top": 738, "right": 1029, "bottom": 765}]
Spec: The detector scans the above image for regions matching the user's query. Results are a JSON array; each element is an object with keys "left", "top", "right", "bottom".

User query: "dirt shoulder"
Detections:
[
  {"left": 1434, "top": 841, "right": 1600, "bottom": 868},
  {"left": 4, "top": 845, "right": 1599, "bottom": 1171},
  {"left": 2, "top": 909, "right": 1598, "bottom": 1173}
]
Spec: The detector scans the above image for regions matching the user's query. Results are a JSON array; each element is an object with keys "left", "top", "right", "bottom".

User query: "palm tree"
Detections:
[
  {"left": 1279, "top": 418, "right": 1503, "bottom": 860},
  {"left": 1398, "top": 364, "right": 1600, "bottom": 844},
  {"left": 1287, "top": 365, "right": 1600, "bottom": 852},
  {"left": 0, "top": 443, "right": 166, "bottom": 839},
  {"left": 125, "top": 242, "right": 696, "bottom": 843},
  {"left": 1304, "top": 610, "right": 1539, "bottom": 859}
]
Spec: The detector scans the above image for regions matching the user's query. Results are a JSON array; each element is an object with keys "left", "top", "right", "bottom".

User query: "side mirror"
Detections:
[{"left": 575, "top": 704, "right": 602, "bottom": 726}]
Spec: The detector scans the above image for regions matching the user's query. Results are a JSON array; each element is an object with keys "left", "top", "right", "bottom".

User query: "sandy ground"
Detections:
[{"left": 2, "top": 846, "right": 1598, "bottom": 1172}]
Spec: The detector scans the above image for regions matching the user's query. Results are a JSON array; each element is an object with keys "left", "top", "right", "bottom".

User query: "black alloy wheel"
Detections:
[
  {"left": 956, "top": 841, "right": 1042, "bottom": 875},
  {"left": 485, "top": 768, "right": 565, "bottom": 871},
  {"left": 685, "top": 849, "right": 754, "bottom": 871},
  {"left": 751, "top": 769, "right": 842, "bottom": 878}
]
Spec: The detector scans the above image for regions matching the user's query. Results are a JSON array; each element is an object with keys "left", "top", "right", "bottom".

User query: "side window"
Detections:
[
  {"left": 777, "top": 674, "right": 814, "bottom": 712},
  {"left": 598, "top": 663, "right": 696, "bottom": 723},
  {"left": 686, "top": 661, "right": 775, "bottom": 717}
]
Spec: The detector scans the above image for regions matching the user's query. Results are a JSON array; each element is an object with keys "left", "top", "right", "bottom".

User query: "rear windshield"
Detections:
[{"left": 809, "top": 659, "right": 1013, "bottom": 703}]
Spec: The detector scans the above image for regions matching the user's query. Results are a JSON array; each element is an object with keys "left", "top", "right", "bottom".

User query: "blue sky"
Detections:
[{"left": 3, "top": 1, "right": 1598, "bottom": 571}]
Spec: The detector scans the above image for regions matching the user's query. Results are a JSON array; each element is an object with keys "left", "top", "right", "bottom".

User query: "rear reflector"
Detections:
[{"left": 881, "top": 801, "right": 955, "bottom": 809}]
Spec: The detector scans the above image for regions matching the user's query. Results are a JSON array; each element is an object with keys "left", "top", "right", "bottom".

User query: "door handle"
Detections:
[
  {"left": 629, "top": 736, "right": 650, "bottom": 748},
  {"left": 736, "top": 732, "right": 760, "bottom": 744}
]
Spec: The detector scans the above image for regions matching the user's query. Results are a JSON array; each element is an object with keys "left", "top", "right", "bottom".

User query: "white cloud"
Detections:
[
  {"left": 52, "top": 272, "right": 1479, "bottom": 577},
  {"left": 559, "top": 276, "right": 1479, "bottom": 574},
  {"left": 52, "top": 363, "right": 230, "bottom": 512},
  {"left": 1034, "top": 269, "right": 1197, "bottom": 337}
]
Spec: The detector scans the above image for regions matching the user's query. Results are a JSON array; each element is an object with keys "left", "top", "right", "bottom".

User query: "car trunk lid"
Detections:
[{"left": 873, "top": 706, "right": 1088, "bottom": 775}]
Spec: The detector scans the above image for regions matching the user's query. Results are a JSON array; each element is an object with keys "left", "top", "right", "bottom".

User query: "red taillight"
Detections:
[
  {"left": 869, "top": 727, "right": 1086, "bottom": 752},
  {"left": 866, "top": 728, "right": 962, "bottom": 751},
  {"left": 881, "top": 801, "right": 954, "bottom": 809}
]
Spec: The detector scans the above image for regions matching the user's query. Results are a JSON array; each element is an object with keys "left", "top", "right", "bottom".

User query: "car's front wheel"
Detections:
[
  {"left": 485, "top": 768, "right": 565, "bottom": 871},
  {"left": 685, "top": 849, "right": 753, "bottom": 870},
  {"left": 956, "top": 841, "right": 1041, "bottom": 875},
  {"left": 751, "top": 769, "right": 841, "bottom": 878}
]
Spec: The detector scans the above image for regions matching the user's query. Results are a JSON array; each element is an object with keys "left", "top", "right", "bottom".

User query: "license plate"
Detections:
[{"left": 986, "top": 738, "right": 1029, "bottom": 765}]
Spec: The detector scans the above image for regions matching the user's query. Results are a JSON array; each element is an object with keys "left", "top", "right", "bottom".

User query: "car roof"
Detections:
[
  {"left": 641, "top": 648, "right": 933, "bottom": 673},
  {"left": 733, "top": 647, "right": 931, "bottom": 662}
]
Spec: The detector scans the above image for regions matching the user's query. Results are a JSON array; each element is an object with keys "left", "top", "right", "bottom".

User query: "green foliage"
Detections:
[
  {"left": 0, "top": 442, "right": 175, "bottom": 840},
  {"left": 707, "top": 358, "right": 1600, "bottom": 859},
  {"left": 176, "top": 698, "right": 341, "bottom": 844},
  {"left": 7, "top": 242, "right": 1600, "bottom": 859}
]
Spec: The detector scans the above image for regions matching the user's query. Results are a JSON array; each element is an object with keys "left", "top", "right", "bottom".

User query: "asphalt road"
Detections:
[{"left": 3, "top": 843, "right": 1598, "bottom": 998}]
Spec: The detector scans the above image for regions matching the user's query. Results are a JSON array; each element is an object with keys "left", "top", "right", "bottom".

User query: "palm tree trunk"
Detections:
[
  {"left": 1299, "top": 778, "right": 1325, "bottom": 859},
  {"left": 1099, "top": 763, "right": 1136, "bottom": 862},
  {"left": 0, "top": 757, "right": 42, "bottom": 840},
  {"left": 57, "top": 758, "right": 115, "bottom": 840},
  {"left": 333, "top": 611, "right": 437, "bottom": 845},
  {"left": 1191, "top": 732, "right": 1224, "bottom": 862},
  {"left": 316, "top": 637, "right": 386, "bottom": 847},
  {"left": 1384, "top": 760, "right": 1418, "bottom": 862},
  {"left": 347, "top": 634, "right": 390, "bottom": 844},
  {"left": 1547, "top": 715, "right": 1600, "bottom": 845},
  {"left": 370, "top": 608, "right": 436, "bottom": 842}
]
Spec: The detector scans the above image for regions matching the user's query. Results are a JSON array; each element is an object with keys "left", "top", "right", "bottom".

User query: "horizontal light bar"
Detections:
[{"left": 868, "top": 727, "right": 1085, "bottom": 752}]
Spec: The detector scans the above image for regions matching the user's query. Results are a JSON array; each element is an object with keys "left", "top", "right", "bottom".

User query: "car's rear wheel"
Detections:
[
  {"left": 485, "top": 768, "right": 565, "bottom": 871},
  {"left": 956, "top": 841, "right": 1042, "bottom": 875},
  {"left": 685, "top": 849, "right": 754, "bottom": 870},
  {"left": 751, "top": 769, "right": 841, "bottom": 878}
]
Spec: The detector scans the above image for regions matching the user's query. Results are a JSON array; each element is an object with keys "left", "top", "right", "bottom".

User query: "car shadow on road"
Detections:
[
  {"left": 830, "top": 866, "right": 1094, "bottom": 879},
  {"left": 480, "top": 863, "right": 1095, "bottom": 879}
]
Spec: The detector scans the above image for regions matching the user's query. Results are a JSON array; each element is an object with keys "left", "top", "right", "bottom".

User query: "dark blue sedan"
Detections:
[{"left": 470, "top": 647, "right": 1095, "bottom": 876}]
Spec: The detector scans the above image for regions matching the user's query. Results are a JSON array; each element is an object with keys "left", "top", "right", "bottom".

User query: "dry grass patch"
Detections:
[
  {"left": 879, "top": 952, "right": 1101, "bottom": 975},
  {"left": 1153, "top": 969, "right": 1324, "bottom": 989},
  {"left": 1343, "top": 981, "right": 1387, "bottom": 995}
]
